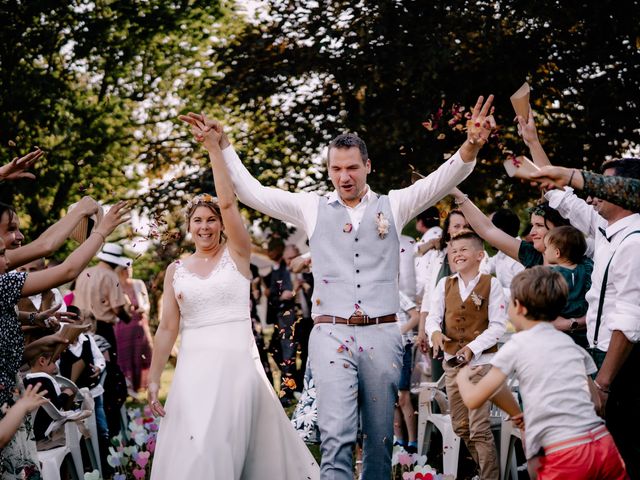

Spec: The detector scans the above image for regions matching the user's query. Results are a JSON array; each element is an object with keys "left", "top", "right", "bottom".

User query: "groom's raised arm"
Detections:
[
  {"left": 220, "top": 146, "right": 318, "bottom": 233},
  {"left": 180, "top": 112, "right": 318, "bottom": 233},
  {"left": 390, "top": 95, "right": 496, "bottom": 229}
]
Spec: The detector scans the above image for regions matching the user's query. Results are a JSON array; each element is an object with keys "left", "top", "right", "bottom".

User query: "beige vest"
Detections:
[{"left": 443, "top": 274, "right": 497, "bottom": 356}]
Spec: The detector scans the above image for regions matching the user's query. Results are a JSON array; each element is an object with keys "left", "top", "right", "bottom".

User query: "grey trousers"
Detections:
[{"left": 309, "top": 322, "right": 403, "bottom": 480}]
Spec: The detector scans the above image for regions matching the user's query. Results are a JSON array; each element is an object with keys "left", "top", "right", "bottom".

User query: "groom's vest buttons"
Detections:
[{"left": 310, "top": 194, "right": 400, "bottom": 318}]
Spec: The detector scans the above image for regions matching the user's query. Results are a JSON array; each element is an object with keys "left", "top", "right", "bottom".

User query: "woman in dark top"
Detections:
[
  {"left": 0, "top": 202, "right": 128, "bottom": 478},
  {"left": 451, "top": 188, "right": 569, "bottom": 268}
]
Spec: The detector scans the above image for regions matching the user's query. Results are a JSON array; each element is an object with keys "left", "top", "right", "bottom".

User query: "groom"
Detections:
[{"left": 181, "top": 96, "right": 495, "bottom": 479}]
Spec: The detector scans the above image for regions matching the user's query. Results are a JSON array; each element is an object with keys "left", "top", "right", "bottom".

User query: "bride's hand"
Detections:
[
  {"left": 148, "top": 382, "right": 166, "bottom": 417},
  {"left": 179, "top": 112, "right": 223, "bottom": 151}
]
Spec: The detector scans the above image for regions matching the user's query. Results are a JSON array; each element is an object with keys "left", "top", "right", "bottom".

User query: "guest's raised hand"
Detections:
[
  {"left": 14, "top": 383, "right": 48, "bottom": 413},
  {"left": 75, "top": 196, "right": 101, "bottom": 217},
  {"left": 0, "top": 148, "right": 43, "bottom": 181},
  {"left": 54, "top": 309, "right": 79, "bottom": 324},
  {"left": 529, "top": 166, "right": 577, "bottom": 190},
  {"left": 33, "top": 303, "right": 62, "bottom": 330},
  {"left": 466, "top": 95, "right": 496, "bottom": 147},
  {"left": 516, "top": 108, "right": 540, "bottom": 148},
  {"left": 96, "top": 201, "right": 131, "bottom": 237}
]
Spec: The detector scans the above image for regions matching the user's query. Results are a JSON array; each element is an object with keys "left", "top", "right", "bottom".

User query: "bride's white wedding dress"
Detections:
[{"left": 150, "top": 248, "right": 319, "bottom": 479}]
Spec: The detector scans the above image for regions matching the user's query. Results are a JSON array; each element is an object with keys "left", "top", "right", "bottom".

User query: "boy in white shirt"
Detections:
[
  {"left": 425, "top": 230, "right": 507, "bottom": 480},
  {"left": 457, "top": 266, "right": 627, "bottom": 479}
]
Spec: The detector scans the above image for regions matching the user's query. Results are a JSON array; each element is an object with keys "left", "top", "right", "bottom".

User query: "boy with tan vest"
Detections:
[{"left": 425, "top": 230, "right": 507, "bottom": 479}]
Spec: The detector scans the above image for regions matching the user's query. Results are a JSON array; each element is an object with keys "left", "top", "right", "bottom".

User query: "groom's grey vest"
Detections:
[{"left": 310, "top": 194, "right": 400, "bottom": 318}]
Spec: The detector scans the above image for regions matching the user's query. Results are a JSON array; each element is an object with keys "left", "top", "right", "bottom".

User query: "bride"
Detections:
[{"left": 147, "top": 115, "right": 319, "bottom": 479}]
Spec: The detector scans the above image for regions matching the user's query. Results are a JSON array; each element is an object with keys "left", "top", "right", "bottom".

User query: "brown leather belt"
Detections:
[{"left": 314, "top": 314, "right": 397, "bottom": 326}]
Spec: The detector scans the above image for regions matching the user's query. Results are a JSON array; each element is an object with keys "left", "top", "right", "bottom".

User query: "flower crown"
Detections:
[
  {"left": 527, "top": 204, "right": 550, "bottom": 218},
  {"left": 183, "top": 193, "right": 217, "bottom": 216}
]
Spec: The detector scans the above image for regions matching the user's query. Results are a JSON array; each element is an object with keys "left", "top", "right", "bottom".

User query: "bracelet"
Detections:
[
  {"left": 594, "top": 380, "right": 610, "bottom": 394},
  {"left": 568, "top": 169, "right": 576, "bottom": 188},
  {"left": 454, "top": 194, "right": 469, "bottom": 206},
  {"left": 148, "top": 382, "right": 160, "bottom": 393},
  {"left": 28, "top": 312, "right": 37, "bottom": 326},
  {"left": 93, "top": 230, "right": 106, "bottom": 242}
]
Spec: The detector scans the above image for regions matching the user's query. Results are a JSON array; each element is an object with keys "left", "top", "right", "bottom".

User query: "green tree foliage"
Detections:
[
  {"left": 0, "top": 0, "right": 223, "bottom": 237},
  {"left": 189, "top": 0, "right": 639, "bottom": 211}
]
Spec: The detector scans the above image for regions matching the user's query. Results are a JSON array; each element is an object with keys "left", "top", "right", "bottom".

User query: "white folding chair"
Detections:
[
  {"left": 55, "top": 375, "right": 102, "bottom": 476},
  {"left": 37, "top": 402, "right": 85, "bottom": 480},
  {"left": 412, "top": 374, "right": 461, "bottom": 477},
  {"left": 500, "top": 417, "right": 522, "bottom": 480},
  {"left": 38, "top": 444, "right": 74, "bottom": 480},
  {"left": 498, "top": 377, "right": 523, "bottom": 480}
]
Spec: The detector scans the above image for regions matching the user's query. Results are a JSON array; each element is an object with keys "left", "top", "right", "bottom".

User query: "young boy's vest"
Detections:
[{"left": 443, "top": 274, "right": 497, "bottom": 356}]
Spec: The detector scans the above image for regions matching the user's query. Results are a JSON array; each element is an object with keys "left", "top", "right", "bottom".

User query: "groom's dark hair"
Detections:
[{"left": 328, "top": 133, "right": 368, "bottom": 165}]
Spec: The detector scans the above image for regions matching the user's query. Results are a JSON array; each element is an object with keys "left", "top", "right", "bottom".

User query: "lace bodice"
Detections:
[{"left": 172, "top": 248, "right": 250, "bottom": 330}]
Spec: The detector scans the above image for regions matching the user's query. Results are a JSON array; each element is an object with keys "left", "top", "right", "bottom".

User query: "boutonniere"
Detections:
[
  {"left": 470, "top": 291, "right": 484, "bottom": 310},
  {"left": 343, "top": 223, "right": 353, "bottom": 233},
  {"left": 376, "top": 212, "right": 390, "bottom": 239}
]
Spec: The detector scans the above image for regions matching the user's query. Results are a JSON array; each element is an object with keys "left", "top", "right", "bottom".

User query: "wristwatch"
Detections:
[
  {"left": 569, "top": 319, "right": 579, "bottom": 332},
  {"left": 28, "top": 312, "right": 37, "bottom": 326}
]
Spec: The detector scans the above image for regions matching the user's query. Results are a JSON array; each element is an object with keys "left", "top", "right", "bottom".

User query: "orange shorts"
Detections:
[{"left": 537, "top": 426, "right": 627, "bottom": 480}]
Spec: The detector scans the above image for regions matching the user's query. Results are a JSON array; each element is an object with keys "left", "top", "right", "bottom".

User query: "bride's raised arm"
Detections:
[{"left": 183, "top": 113, "right": 252, "bottom": 275}]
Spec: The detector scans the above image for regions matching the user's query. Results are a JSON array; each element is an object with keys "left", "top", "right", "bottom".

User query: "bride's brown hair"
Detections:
[{"left": 185, "top": 194, "right": 226, "bottom": 243}]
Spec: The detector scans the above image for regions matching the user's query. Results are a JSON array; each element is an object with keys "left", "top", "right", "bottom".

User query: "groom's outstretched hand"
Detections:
[
  {"left": 179, "top": 112, "right": 230, "bottom": 149},
  {"left": 460, "top": 95, "right": 496, "bottom": 162}
]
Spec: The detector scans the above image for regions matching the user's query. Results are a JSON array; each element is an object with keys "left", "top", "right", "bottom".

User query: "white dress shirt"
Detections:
[
  {"left": 546, "top": 188, "right": 640, "bottom": 349},
  {"left": 399, "top": 235, "right": 417, "bottom": 301},
  {"left": 222, "top": 146, "right": 475, "bottom": 240},
  {"left": 415, "top": 227, "right": 443, "bottom": 300},
  {"left": 425, "top": 272, "right": 508, "bottom": 366},
  {"left": 485, "top": 250, "right": 525, "bottom": 301},
  {"left": 66, "top": 332, "right": 107, "bottom": 397},
  {"left": 419, "top": 248, "right": 491, "bottom": 313},
  {"left": 398, "top": 291, "right": 417, "bottom": 344}
]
